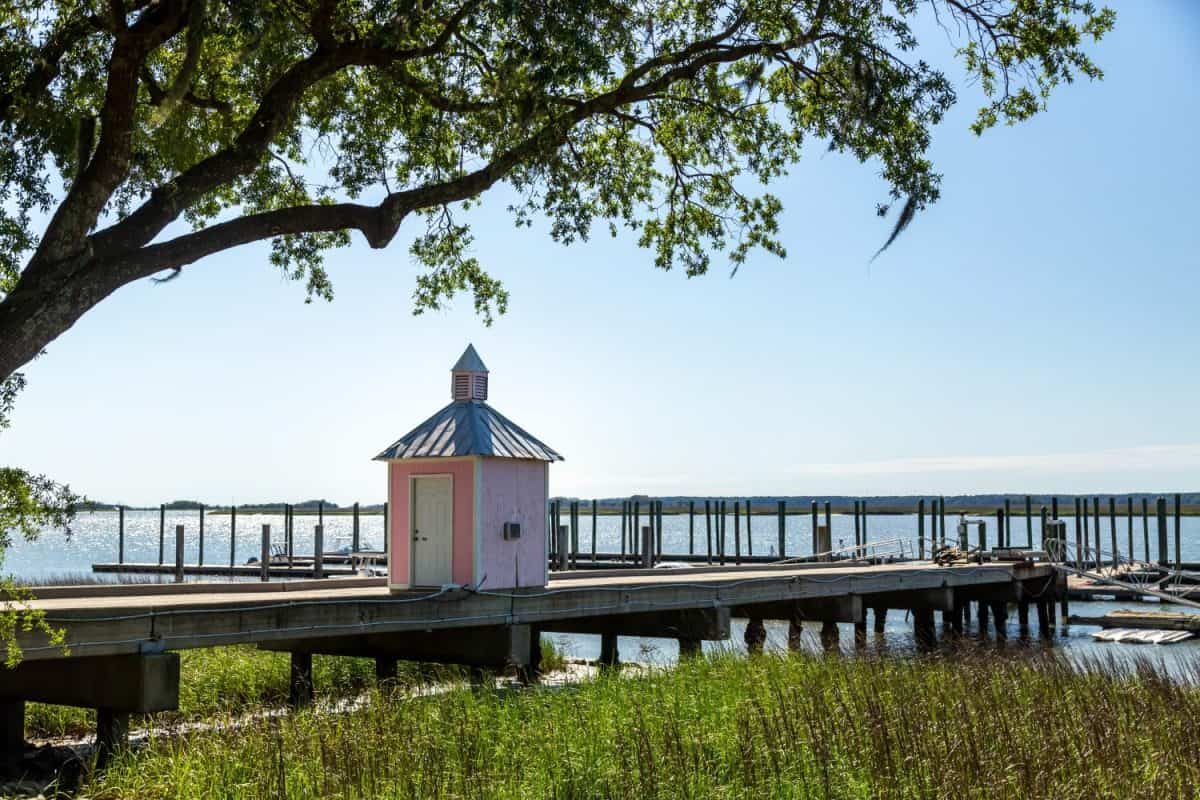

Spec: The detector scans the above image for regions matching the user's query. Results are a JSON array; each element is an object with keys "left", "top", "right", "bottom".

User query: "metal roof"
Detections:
[
  {"left": 374, "top": 401, "right": 563, "bottom": 462},
  {"left": 451, "top": 344, "right": 488, "bottom": 373}
]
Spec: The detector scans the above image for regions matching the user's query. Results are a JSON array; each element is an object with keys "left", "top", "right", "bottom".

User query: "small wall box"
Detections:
[{"left": 503, "top": 522, "right": 522, "bottom": 540}]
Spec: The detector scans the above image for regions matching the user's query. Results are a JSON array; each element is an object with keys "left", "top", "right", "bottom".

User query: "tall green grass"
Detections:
[
  {"left": 88, "top": 650, "right": 1200, "bottom": 799},
  {"left": 25, "top": 647, "right": 381, "bottom": 738},
  {"left": 26, "top": 639, "right": 565, "bottom": 739}
]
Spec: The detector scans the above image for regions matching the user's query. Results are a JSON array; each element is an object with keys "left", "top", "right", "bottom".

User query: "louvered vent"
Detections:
[
  {"left": 472, "top": 373, "right": 488, "bottom": 401},
  {"left": 450, "top": 344, "right": 490, "bottom": 402},
  {"left": 453, "top": 373, "right": 471, "bottom": 400}
]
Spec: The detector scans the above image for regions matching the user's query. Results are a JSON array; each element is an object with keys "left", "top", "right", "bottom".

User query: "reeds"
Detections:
[{"left": 86, "top": 648, "right": 1200, "bottom": 799}]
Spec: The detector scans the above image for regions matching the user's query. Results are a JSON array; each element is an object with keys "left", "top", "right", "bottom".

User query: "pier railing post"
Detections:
[
  {"left": 198, "top": 506, "right": 205, "bottom": 567},
  {"left": 174, "top": 525, "right": 184, "bottom": 583},
  {"left": 158, "top": 504, "right": 165, "bottom": 565},
  {"left": 117, "top": 505, "right": 125, "bottom": 565},
  {"left": 314, "top": 524, "right": 324, "bottom": 579},
  {"left": 260, "top": 525, "right": 270, "bottom": 582},
  {"left": 1174, "top": 493, "right": 1182, "bottom": 576}
]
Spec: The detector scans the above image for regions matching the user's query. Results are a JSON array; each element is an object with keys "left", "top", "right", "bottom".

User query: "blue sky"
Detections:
[{"left": 4, "top": 2, "right": 1198, "bottom": 505}]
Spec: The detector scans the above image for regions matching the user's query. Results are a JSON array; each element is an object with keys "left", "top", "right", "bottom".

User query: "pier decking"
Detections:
[{"left": 1, "top": 559, "right": 1058, "bottom": 765}]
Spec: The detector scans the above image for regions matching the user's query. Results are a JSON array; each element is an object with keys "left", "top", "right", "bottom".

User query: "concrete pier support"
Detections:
[
  {"left": 0, "top": 654, "right": 179, "bottom": 771},
  {"left": 374, "top": 655, "right": 398, "bottom": 684},
  {"left": 1017, "top": 600, "right": 1030, "bottom": 630},
  {"left": 787, "top": 613, "right": 804, "bottom": 652},
  {"left": 990, "top": 601, "right": 1008, "bottom": 641},
  {"left": 853, "top": 620, "right": 867, "bottom": 649},
  {"left": 872, "top": 607, "right": 888, "bottom": 633},
  {"left": 820, "top": 621, "right": 839, "bottom": 652},
  {"left": 977, "top": 601, "right": 990, "bottom": 637},
  {"left": 599, "top": 633, "right": 619, "bottom": 671},
  {"left": 289, "top": 652, "right": 314, "bottom": 708},
  {"left": 744, "top": 617, "right": 767, "bottom": 654},
  {"left": 0, "top": 701, "right": 23, "bottom": 772},
  {"left": 913, "top": 608, "right": 936, "bottom": 651},
  {"left": 678, "top": 638, "right": 702, "bottom": 658},
  {"left": 95, "top": 709, "right": 130, "bottom": 768}
]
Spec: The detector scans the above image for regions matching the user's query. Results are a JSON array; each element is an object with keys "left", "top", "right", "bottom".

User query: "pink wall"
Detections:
[
  {"left": 478, "top": 457, "right": 547, "bottom": 589},
  {"left": 388, "top": 459, "right": 476, "bottom": 587}
]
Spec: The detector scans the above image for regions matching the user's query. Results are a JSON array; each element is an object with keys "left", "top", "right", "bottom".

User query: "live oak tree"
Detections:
[{"left": 0, "top": 0, "right": 1112, "bottom": 532}]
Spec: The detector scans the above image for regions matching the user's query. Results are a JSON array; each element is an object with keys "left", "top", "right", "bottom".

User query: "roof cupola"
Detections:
[{"left": 451, "top": 344, "right": 488, "bottom": 402}]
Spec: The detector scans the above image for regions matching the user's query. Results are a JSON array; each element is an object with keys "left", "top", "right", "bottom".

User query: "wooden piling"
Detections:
[
  {"left": 703, "top": 500, "right": 712, "bottom": 564},
  {"left": 1039, "top": 506, "right": 1048, "bottom": 554},
  {"left": 938, "top": 496, "right": 946, "bottom": 547},
  {"left": 688, "top": 500, "right": 695, "bottom": 556},
  {"left": 313, "top": 524, "right": 324, "bottom": 579},
  {"left": 158, "top": 504, "right": 165, "bottom": 565},
  {"left": 917, "top": 499, "right": 926, "bottom": 559},
  {"left": 733, "top": 501, "right": 742, "bottom": 564},
  {"left": 824, "top": 502, "right": 832, "bottom": 554},
  {"left": 1004, "top": 498, "right": 1011, "bottom": 547},
  {"left": 1051, "top": 496, "right": 1059, "bottom": 523},
  {"left": 174, "top": 525, "right": 185, "bottom": 583},
  {"left": 632, "top": 501, "right": 640, "bottom": 562},
  {"left": 592, "top": 499, "right": 598, "bottom": 562},
  {"left": 1156, "top": 496, "right": 1168, "bottom": 566},
  {"left": 1093, "top": 497, "right": 1103, "bottom": 570},
  {"left": 640, "top": 525, "right": 653, "bottom": 569},
  {"left": 1024, "top": 495, "right": 1032, "bottom": 546},
  {"left": 853, "top": 501, "right": 861, "bottom": 547},
  {"left": 719, "top": 501, "right": 727, "bottom": 565},
  {"left": 1108, "top": 497, "right": 1118, "bottom": 569},
  {"left": 620, "top": 501, "right": 628, "bottom": 562},
  {"left": 118, "top": 505, "right": 125, "bottom": 564},
  {"left": 745, "top": 499, "right": 753, "bottom": 558},
  {"left": 1080, "top": 497, "right": 1090, "bottom": 568},
  {"left": 657, "top": 500, "right": 665, "bottom": 559},
  {"left": 776, "top": 500, "right": 786, "bottom": 558},
  {"left": 862, "top": 499, "right": 869, "bottom": 546},
  {"left": 230, "top": 505, "right": 237, "bottom": 571},
  {"left": 1174, "top": 493, "right": 1182, "bottom": 575},
  {"left": 1080, "top": 496, "right": 1089, "bottom": 573},
  {"left": 1142, "top": 497, "right": 1150, "bottom": 563},
  {"left": 286, "top": 504, "right": 294, "bottom": 564},
  {"left": 288, "top": 652, "right": 314, "bottom": 708},
  {"left": 1126, "top": 497, "right": 1134, "bottom": 566},
  {"left": 995, "top": 507, "right": 1004, "bottom": 551},
  {"left": 352, "top": 502, "right": 360, "bottom": 553},
  {"left": 198, "top": 506, "right": 205, "bottom": 566},
  {"left": 557, "top": 525, "right": 569, "bottom": 571},
  {"left": 261, "top": 525, "right": 270, "bottom": 582},
  {"left": 810, "top": 501, "right": 818, "bottom": 555}
]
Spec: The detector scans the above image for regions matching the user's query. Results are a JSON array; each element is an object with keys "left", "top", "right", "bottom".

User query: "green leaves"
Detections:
[{"left": 0, "top": 0, "right": 1114, "bottom": 333}]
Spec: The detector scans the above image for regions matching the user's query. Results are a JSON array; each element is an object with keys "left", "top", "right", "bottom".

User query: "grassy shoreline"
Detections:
[{"left": 83, "top": 649, "right": 1200, "bottom": 799}]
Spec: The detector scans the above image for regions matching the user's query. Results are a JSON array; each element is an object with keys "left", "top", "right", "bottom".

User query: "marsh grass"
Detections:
[{"left": 87, "top": 649, "right": 1200, "bottom": 800}]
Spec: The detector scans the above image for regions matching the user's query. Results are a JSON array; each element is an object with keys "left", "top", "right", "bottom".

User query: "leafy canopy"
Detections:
[{"left": 0, "top": 1, "right": 1113, "bottom": 331}]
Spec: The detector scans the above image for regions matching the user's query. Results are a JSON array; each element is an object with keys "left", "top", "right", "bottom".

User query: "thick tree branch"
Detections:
[{"left": 31, "top": 0, "right": 189, "bottom": 268}]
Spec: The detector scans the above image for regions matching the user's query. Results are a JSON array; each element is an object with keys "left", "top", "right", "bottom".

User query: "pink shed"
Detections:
[{"left": 374, "top": 346, "right": 562, "bottom": 591}]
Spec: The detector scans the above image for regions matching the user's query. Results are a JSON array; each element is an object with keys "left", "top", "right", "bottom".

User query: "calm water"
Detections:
[{"left": 7, "top": 509, "right": 1199, "bottom": 669}]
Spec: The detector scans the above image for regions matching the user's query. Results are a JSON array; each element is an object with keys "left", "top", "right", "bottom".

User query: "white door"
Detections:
[{"left": 412, "top": 476, "right": 454, "bottom": 586}]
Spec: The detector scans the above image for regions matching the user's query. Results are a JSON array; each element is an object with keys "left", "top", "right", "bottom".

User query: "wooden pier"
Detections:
[{"left": 2, "top": 558, "right": 1059, "bottom": 764}]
